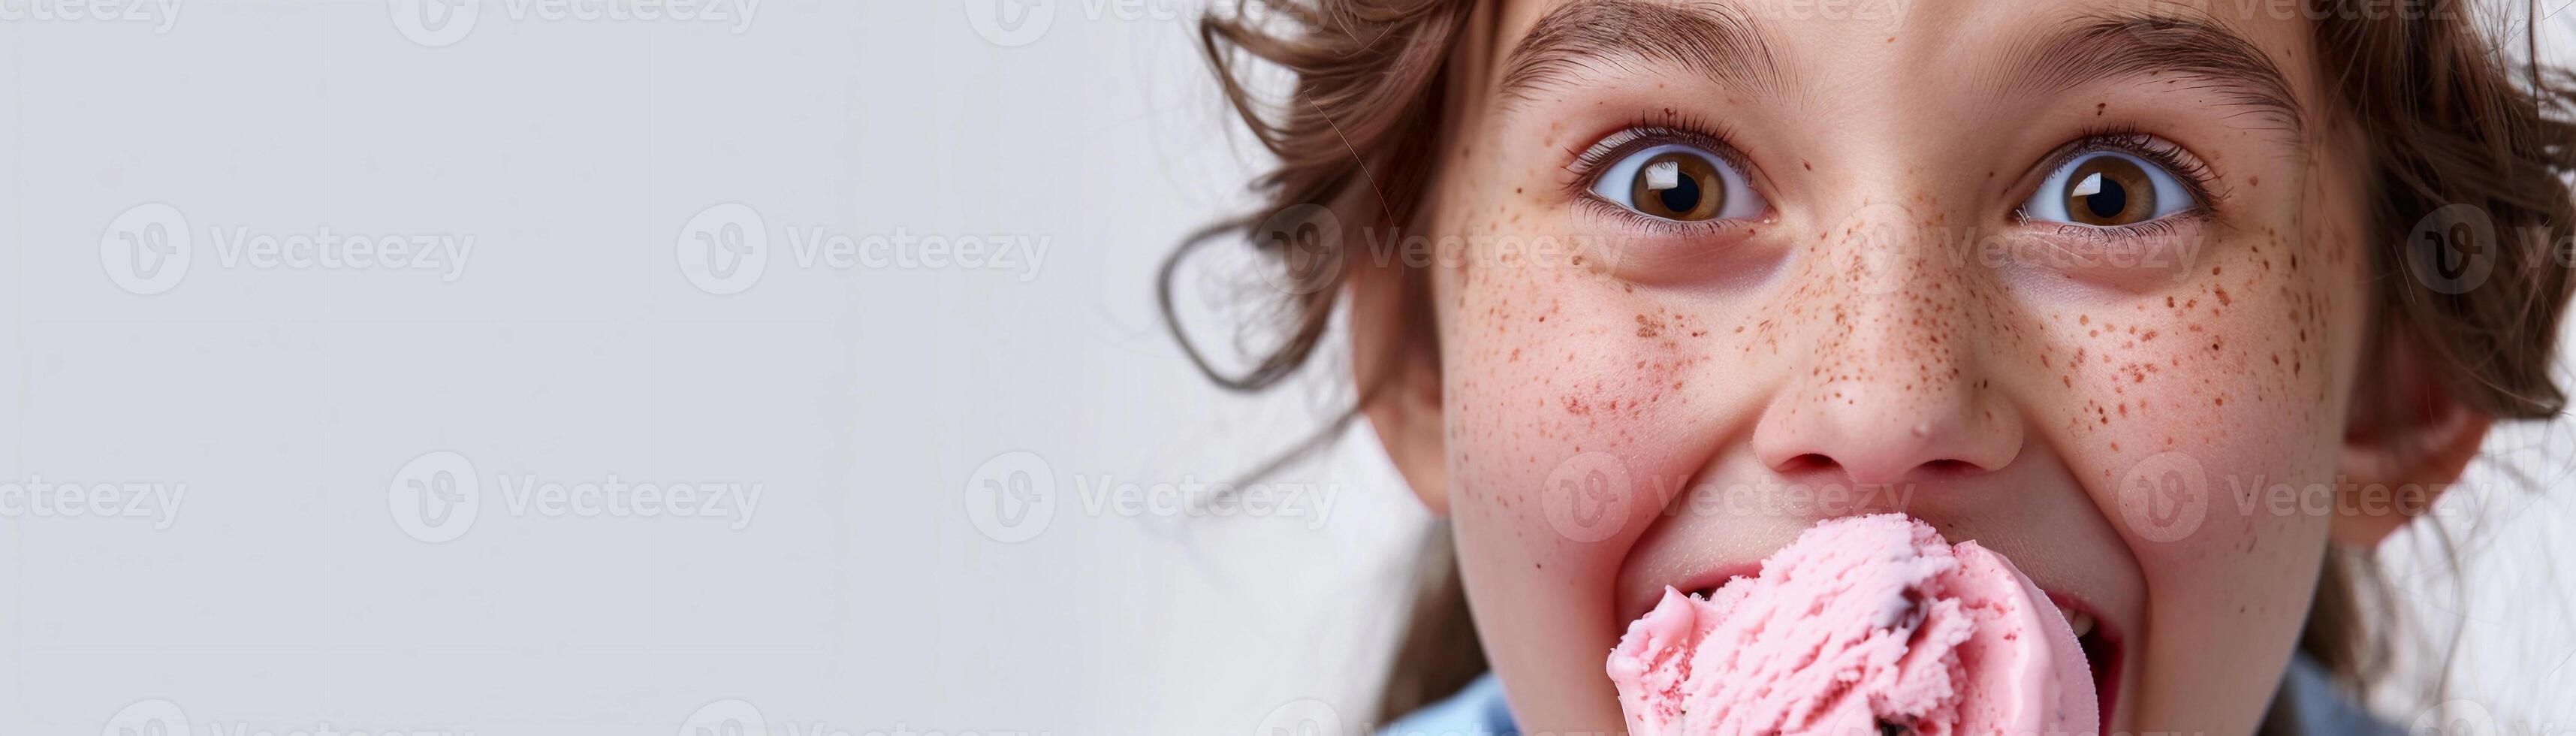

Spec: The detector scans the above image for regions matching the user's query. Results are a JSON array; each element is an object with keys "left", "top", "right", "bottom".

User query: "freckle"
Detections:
[
  {"left": 1516, "top": 187, "right": 1524, "bottom": 194},
  {"left": 2213, "top": 288, "right": 2232, "bottom": 306},
  {"left": 1803, "top": 160, "right": 1813, "bottom": 170},
  {"left": 2212, "top": 266, "right": 2222, "bottom": 276},
  {"left": 2095, "top": 102, "right": 2106, "bottom": 116},
  {"left": 2249, "top": 175, "right": 2260, "bottom": 187}
]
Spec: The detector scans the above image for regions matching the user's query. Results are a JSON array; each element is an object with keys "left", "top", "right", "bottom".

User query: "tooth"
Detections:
[{"left": 2065, "top": 610, "right": 2095, "bottom": 638}]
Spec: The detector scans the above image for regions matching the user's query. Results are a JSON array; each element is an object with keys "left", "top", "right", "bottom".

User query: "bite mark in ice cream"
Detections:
[{"left": 1606, "top": 514, "right": 2098, "bottom": 735}]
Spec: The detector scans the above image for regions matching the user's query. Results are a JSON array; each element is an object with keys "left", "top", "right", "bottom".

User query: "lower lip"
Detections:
[{"left": 2050, "top": 593, "right": 2122, "bottom": 729}]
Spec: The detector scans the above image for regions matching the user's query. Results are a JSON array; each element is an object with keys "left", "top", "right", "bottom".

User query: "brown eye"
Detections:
[
  {"left": 1628, "top": 152, "right": 1726, "bottom": 221},
  {"left": 2024, "top": 147, "right": 2194, "bottom": 228},
  {"left": 2060, "top": 155, "right": 2156, "bottom": 225},
  {"left": 1589, "top": 143, "right": 1763, "bottom": 222}
]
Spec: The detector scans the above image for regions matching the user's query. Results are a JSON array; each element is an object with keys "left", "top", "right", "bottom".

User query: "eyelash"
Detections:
[
  {"left": 2019, "top": 126, "right": 2224, "bottom": 240},
  {"left": 1565, "top": 115, "right": 1760, "bottom": 237},
  {"left": 1564, "top": 122, "right": 2225, "bottom": 240}
]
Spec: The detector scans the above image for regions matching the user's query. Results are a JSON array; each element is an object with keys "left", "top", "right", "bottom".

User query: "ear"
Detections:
[
  {"left": 2334, "top": 333, "right": 2492, "bottom": 547},
  {"left": 1349, "top": 258, "right": 1450, "bottom": 515}
]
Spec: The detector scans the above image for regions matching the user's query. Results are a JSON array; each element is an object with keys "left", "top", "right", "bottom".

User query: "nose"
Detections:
[{"left": 1749, "top": 201, "right": 2023, "bottom": 487}]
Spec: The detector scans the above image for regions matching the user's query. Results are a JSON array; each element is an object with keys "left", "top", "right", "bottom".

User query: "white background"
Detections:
[{"left": 1, "top": 1, "right": 2570, "bottom": 734}]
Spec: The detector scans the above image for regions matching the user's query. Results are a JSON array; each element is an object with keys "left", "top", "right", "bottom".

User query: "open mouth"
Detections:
[{"left": 2049, "top": 593, "right": 2123, "bottom": 730}]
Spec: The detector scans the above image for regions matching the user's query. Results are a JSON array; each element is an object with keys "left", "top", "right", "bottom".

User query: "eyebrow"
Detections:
[
  {"left": 1497, "top": 0, "right": 1784, "bottom": 105},
  {"left": 1495, "top": 0, "right": 2305, "bottom": 135},
  {"left": 2001, "top": 12, "right": 2305, "bottom": 135}
]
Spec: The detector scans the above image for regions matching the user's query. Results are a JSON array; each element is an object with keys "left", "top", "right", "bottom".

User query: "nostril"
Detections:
[{"left": 1783, "top": 453, "right": 1838, "bottom": 474}]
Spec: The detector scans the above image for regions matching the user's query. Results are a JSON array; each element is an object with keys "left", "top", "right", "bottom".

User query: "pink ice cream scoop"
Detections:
[{"left": 1606, "top": 514, "right": 2097, "bottom": 736}]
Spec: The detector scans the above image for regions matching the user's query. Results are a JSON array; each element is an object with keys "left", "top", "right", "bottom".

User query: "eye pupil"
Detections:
[
  {"left": 1658, "top": 174, "right": 1702, "bottom": 213},
  {"left": 2083, "top": 178, "right": 2126, "bottom": 219}
]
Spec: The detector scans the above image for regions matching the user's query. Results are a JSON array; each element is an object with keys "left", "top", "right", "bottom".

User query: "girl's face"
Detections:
[{"left": 1398, "top": 1, "right": 2393, "bottom": 732}]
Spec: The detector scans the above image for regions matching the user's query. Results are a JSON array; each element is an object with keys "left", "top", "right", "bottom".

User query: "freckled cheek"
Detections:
[
  {"left": 1437, "top": 254, "right": 1722, "bottom": 566},
  {"left": 2040, "top": 245, "right": 2346, "bottom": 576}
]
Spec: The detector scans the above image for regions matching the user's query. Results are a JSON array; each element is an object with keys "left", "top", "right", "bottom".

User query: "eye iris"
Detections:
[
  {"left": 2062, "top": 155, "right": 2155, "bottom": 225},
  {"left": 1629, "top": 152, "right": 1725, "bottom": 220}
]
